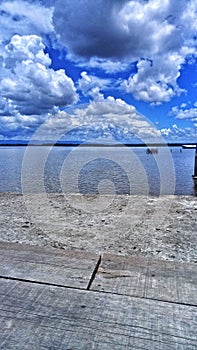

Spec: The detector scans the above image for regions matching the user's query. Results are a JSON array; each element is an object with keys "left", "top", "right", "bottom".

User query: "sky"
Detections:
[{"left": 0, "top": 0, "right": 197, "bottom": 143}]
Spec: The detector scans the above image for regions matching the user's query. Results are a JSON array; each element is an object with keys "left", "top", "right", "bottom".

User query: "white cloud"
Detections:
[
  {"left": 0, "top": 2, "right": 79, "bottom": 138},
  {"left": 170, "top": 104, "right": 197, "bottom": 122},
  {"left": 161, "top": 103, "right": 197, "bottom": 142},
  {"left": 53, "top": 0, "right": 197, "bottom": 61},
  {"left": 122, "top": 55, "right": 185, "bottom": 103},
  {"left": 53, "top": 0, "right": 197, "bottom": 103},
  {"left": 53, "top": 0, "right": 194, "bottom": 61},
  {"left": 160, "top": 123, "right": 197, "bottom": 141},
  {"left": 0, "top": 0, "right": 196, "bottom": 140},
  {"left": 78, "top": 71, "right": 112, "bottom": 100},
  {"left": 0, "top": 111, "right": 49, "bottom": 139},
  {"left": 0, "top": 34, "right": 78, "bottom": 117},
  {"left": 0, "top": 34, "right": 78, "bottom": 137},
  {"left": 74, "top": 57, "right": 130, "bottom": 74},
  {"left": 88, "top": 58, "right": 130, "bottom": 74},
  {"left": 38, "top": 98, "right": 162, "bottom": 143},
  {"left": 0, "top": 0, "right": 54, "bottom": 42}
]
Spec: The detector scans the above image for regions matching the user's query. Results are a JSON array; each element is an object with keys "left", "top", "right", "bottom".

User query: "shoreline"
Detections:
[
  {"left": 0, "top": 192, "right": 196, "bottom": 263},
  {"left": 0, "top": 142, "right": 196, "bottom": 147}
]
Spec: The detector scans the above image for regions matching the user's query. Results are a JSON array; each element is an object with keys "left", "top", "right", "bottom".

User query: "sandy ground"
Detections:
[{"left": 0, "top": 192, "right": 196, "bottom": 263}]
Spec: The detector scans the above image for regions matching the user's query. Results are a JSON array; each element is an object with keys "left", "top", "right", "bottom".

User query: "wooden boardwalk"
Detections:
[{"left": 0, "top": 242, "right": 196, "bottom": 349}]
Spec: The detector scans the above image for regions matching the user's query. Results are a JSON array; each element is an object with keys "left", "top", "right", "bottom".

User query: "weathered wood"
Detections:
[
  {"left": 91, "top": 254, "right": 197, "bottom": 305},
  {"left": 0, "top": 242, "right": 100, "bottom": 289},
  {"left": 0, "top": 279, "right": 196, "bottom": 350},
  {"left": 144, "top": 258, "right": 197, "bottom": 305}
]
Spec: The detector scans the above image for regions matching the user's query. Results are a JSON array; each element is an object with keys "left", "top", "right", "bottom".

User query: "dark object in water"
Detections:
[
  {"left": 192, "top": 145, "right": 197, "bottom": 179},
  {"left": 146, "top": 148, "right": 158, "bottom": 154}
]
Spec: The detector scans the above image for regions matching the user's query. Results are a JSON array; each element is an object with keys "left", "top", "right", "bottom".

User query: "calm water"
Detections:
[{"left": 0, "top": 146, "right": 196, "bottom": 196}]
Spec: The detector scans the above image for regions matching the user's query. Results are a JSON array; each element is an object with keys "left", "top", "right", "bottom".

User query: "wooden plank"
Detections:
[
  {"left": 0, "top": 242, "right": 100, "bottom": 289},
  {"left": 0, "top": 279, "right": 196, "bottom": 350},
  {"left": 144, "top": 259, "right": 197, "bottom": 305},
  {"left": 91, "top": 254, "right": 197, "bottom": 305},
  {"left": 91, "top": 254, "right": 149, "bottom": 297}
]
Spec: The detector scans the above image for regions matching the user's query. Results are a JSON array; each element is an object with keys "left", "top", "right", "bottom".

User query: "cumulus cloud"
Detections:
[
  {"left": 0, "top": 1, "right": 81, "bottom": 138},
  {"left": 163, "top": 103, "right": 197, "bottom": 141},
  {"left": 170, "top": 104, "right": 197, "bottom": 122},
  {"left": 0, "top": 0, "right": 54, "bottom": 42},
  {"left": 160, "top": 124, "right": 197, "bottom": 142},
  {"left": 53, "top": 0, "right": 197, "bottom": 60},
  {"left": 0, "top": 34, "right": 78, "bottom": 137},
  {"left": 81, "top": 58, "right": 130, "bottom": 74},
  {"left": 0, "top": 0, "right": 196, "bottom": 139},
  {"left": 0, "top": 111, "right": 48, "bottom": 139},
  {"left": 78, "top": 71, "right": 112, "bottom": 100},
  {"left": 0, "top": 34, "right": 78, "bottom": 113},
  {"left": 35, "top": 97, "right": 162, "bottom": 143},
  {"left": 122, "top": 55, "right": 185, "bottom": 103},
  {"left": 53, "top": 0, "right": 191, "bottom": 60},
  {"left": 53, "top": 0, "right": 197, "bottom": 103}
]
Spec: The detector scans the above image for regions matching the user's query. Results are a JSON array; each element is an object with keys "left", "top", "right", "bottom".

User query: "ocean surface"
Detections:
[{"left": 0, "top": 146, "right": 196, "bottom": 196}]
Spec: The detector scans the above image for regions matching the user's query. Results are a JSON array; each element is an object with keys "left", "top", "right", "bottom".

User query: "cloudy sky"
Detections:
[{"left": 0, "top": 0, "right": 197, "bottom": 143}]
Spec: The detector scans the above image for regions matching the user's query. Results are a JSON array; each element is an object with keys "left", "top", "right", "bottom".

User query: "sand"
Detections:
[{"left": 0, "top": 192, "right": 196, "bottom": 263}]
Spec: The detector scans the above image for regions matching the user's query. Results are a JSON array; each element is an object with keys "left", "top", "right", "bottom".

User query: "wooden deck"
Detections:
[{"left": 0, "top": 242, "right": 196, "bottom": 349}]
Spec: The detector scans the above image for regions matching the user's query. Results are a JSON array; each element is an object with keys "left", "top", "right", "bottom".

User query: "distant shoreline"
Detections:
[{"left": 0, "top": 142, "right": 196, "bottom": 147}]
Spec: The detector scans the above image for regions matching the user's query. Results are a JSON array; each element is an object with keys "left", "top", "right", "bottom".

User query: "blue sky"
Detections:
[{"left": 0, "top": 0, "right": 197, "bottom": 143}]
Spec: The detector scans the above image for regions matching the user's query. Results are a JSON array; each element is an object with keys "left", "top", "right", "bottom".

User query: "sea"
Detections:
[{"left": 0, "top": 145, "right": 196, "bottom": 196}]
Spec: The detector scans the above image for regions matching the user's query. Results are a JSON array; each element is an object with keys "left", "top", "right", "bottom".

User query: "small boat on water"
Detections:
[{"left": 146, "top": 148, "right": 158, "bottom": 154}]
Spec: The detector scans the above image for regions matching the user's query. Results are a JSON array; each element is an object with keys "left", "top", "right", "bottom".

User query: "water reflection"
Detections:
[{"left": 0, "top": 146, "right": 196, "bottom": 195}]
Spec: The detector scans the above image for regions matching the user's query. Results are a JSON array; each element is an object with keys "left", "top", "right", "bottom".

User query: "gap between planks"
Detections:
[
  {"left": 1, "top": 253, "right": 196, "bottom": 309},
  {"left": 87, "top": 255, "right": 102, "bottom": 290},
  {"left": 0, "top": 254, "right": 102, "bottom": 291}
]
